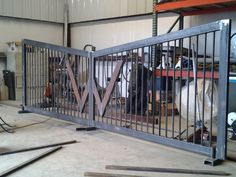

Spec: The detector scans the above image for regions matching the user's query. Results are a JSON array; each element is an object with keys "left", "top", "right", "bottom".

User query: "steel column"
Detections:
[
  {"left": 88, "top": 52, "right": 95, "bottom": 126},
  {"left": 216, "top": 19, "right": 231, "bottom": 160}
]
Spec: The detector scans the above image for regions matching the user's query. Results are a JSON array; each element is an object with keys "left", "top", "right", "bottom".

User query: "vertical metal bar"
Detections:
[
  {"left": 158, "top": 44, "right": 163, "bottom": 136},
  {"left": 36, "top": 47, "right": 40, "bottom": 107},
  {"left": 209, "top": 32, "right": 216, "bottom": 147},
  {"left": 35, "top": 47, "right": 38, "bottom": 108},
  {"left": 102, "top": 56, "right": 105, "bottom": 123},
  {"left": 216, "top": 19, "right": 231, "bottom": 160},
  {"left": 152, "top": 44, "right": 158, "bottom": 135},
  {"left": 22, "top": 43, "right": 27, "bottom": 108},
  {"left": 135, "top": 49, "right": 138, "bottom": 130},
  {"left": 80, "top": 56, "right": 83, "bottom": 118},
  {"left": 88, "top": 52, "right": 95, "bottom": 127},
  {"left": 70, "top": 55, "right": 74, "bottom": 116},
  {"left": 73, "top": 55, "right": 76, "bottom": 117},
  {"left": 186, "top": 37, "right": 191, "bottom": 141},
  {"left": 130, "top": 50, "right": 133, "bottom": 130},
  {"left": 53, "top": 50, "right": 56, "bottom": 112},
  {"left": 141, "top": 48, "right": 144, "bottom": 131},
  {"left": 165, "top": 43, "right": 169, "bottom": 137},
  {"left": 69, "top": 55, "right": 71, "bottom": 116},
  {"left": 172, "top": 40, "right": 176, "bottom": 138},
  {"left": 125, "top": 52, "right": 128, "bottom": 127},
  {"left": 147, "top": 46, "right": 151, "bottom": 133},
  {"left": 26, "top": 45, "right": 29, "bottom": 107},
  {"left": 106, "top": 55, "right": 109, "bottom": 124},
  {"left": 37, "top": 47, "right": 40, "bottom": 108},
  {"left": 193, "top": 35, "right": 199, "bottom": 144},
  {"left": 48, "top": 49, "right": 51, "bottom": 112},
  {"left": 115, "top": 53, "right": 118, "bottom": 126},
  {"left": 63, "top": 53, "right": 66, "bottom": 115},
  {"left": 30, "top": 46, "right": 33, "bottom": 107},
  {"left": 77, "top": 55, "right": 80, "bottom": 117},
  {"left": 57, "top": 51, "right": 60, "bottom": 114},
  {"left": 66, "top": 55, "right": 69, "bottom": 116},
  {"left": 70, "top": 55, "right": 73, "bottom": 116},
  {"left": 179, "top": 39, "right": 183, "bottom": 139},
  {"left": 120, "top": 53, "right": 123, "bottom": 127},
  {"left": 39, "top": 48, "right": 42, "bottom": 110},
  {"left": 95, "top": 57, "right": 102, "bottom": 121},
  {"left": 52, "top": 50, "right": 55, "bottom": 112},
  {"left": 152, "top": 0, "right": 158, "bottom": 132},
  {"left": 43, "top": 48, "right": 46, "bottom": 111},
  {"left": 201, "top": 33, "right": 207, "bottom": 145},
  {"left": 111, "top": 54, "right": 113, "bottom": 125},
  {"left": 34, "top": 47, "right": 37, "bottom": 108}
]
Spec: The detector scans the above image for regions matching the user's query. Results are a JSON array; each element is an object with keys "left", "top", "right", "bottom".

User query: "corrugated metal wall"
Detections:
[
  {"left": 0, "top": 0, "right": 153, "bottom": 23},
  {"left": 68, "top": 0, "right": 153, "bottom": 23},
  {"left": 0, "top": 0, "right": 64, "bottom": 23}
]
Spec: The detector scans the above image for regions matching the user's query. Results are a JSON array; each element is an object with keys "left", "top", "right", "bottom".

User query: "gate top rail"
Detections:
[
  {"left": 23, "top": 39, "right": 89, "bottom": 57},
  {"left": 94, "top": 19, "right": 230, "bottom": 58}
]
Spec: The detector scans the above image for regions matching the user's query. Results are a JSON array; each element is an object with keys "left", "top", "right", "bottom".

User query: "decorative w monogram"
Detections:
[{"left": 66, "top": 59, "right": 124, "bottom": 116}]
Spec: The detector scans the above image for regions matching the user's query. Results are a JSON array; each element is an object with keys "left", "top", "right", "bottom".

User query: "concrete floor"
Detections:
[{"left": 0, "top": 103, "right": 235, "bottom": 177}]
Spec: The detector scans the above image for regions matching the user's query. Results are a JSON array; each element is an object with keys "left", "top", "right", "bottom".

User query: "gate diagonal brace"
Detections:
[{"left": 66, "top": 59, "right": 124, "bottom": 117}]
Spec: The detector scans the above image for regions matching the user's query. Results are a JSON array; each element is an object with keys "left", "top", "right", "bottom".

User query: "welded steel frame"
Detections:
[{"left": 22, "top": 20, "right": 231, "bottom": 162}]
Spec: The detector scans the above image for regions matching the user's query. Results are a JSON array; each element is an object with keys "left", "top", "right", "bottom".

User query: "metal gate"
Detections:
[{"left": 21, "top": 20, "right": 231, "bottom": 163}]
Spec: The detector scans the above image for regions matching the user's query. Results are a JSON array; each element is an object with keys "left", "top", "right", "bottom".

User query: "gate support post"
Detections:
[
  {"left": 88, "top": 52, "right": 96, "bottom": 129},
  {"left": 19, "top": 41, "right": 30, "bottom": 114},
  {"left": 204, "top": 19, "right": 231, "bottom": 166},
  {"left": 216, "top": 19, "right": 231, "bottom": 161}
]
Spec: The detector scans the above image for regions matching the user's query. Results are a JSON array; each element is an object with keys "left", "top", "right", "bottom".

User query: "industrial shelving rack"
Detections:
[
  {"left": 152, "top": 0, "right": 235, "bottom": 165},
  {"left": 152, "top": 0, "right": 236, "bottom": 80},
  {"left": 154, "top": 0, "right": 236, "bottom": 34}
]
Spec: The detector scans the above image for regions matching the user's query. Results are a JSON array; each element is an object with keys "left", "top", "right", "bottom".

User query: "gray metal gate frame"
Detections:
[{"left": 21, "top": 19, "right": 231, "bottom": 163}]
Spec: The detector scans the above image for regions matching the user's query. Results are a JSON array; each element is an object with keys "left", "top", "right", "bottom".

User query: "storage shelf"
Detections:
[
  {"left": 155, "top": 69, "right": 219, "bottom": 79},
  {"left": 155, "top": 0, "right": 236, "bottom": 16}
]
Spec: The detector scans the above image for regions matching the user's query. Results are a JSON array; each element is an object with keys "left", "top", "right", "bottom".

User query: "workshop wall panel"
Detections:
[
  {"left": 68, "top": 0, "right": 153, "bottom": 23},
  {"left": 0, "top": 0, "right": 64, "bottom": 23},
  {"left": 71, "top": 18, "right": 152, "bottom": 50},
  {"left": 146, "top": 0, "right": 153, "bottom": 13},
  {"left": 32, "top": 0, "right": 40, "bottom": 19},
  {"left": 70, "top": 15, "right": 179, "bottom": 50},
  {"left": 0, "top": 17, "right": 63, "bottom": 52},
  {"left": 1, "top": 0, "right": 13, "bottom": 16},
  {"left": 57, "top": 0, "right": 64, "bottom": 22},
  {"left": 127, "top": 0, "right": 137, "bottom": 16},
  {"left": 23, "top": 0, "right": 33, "bottom": 18}
]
